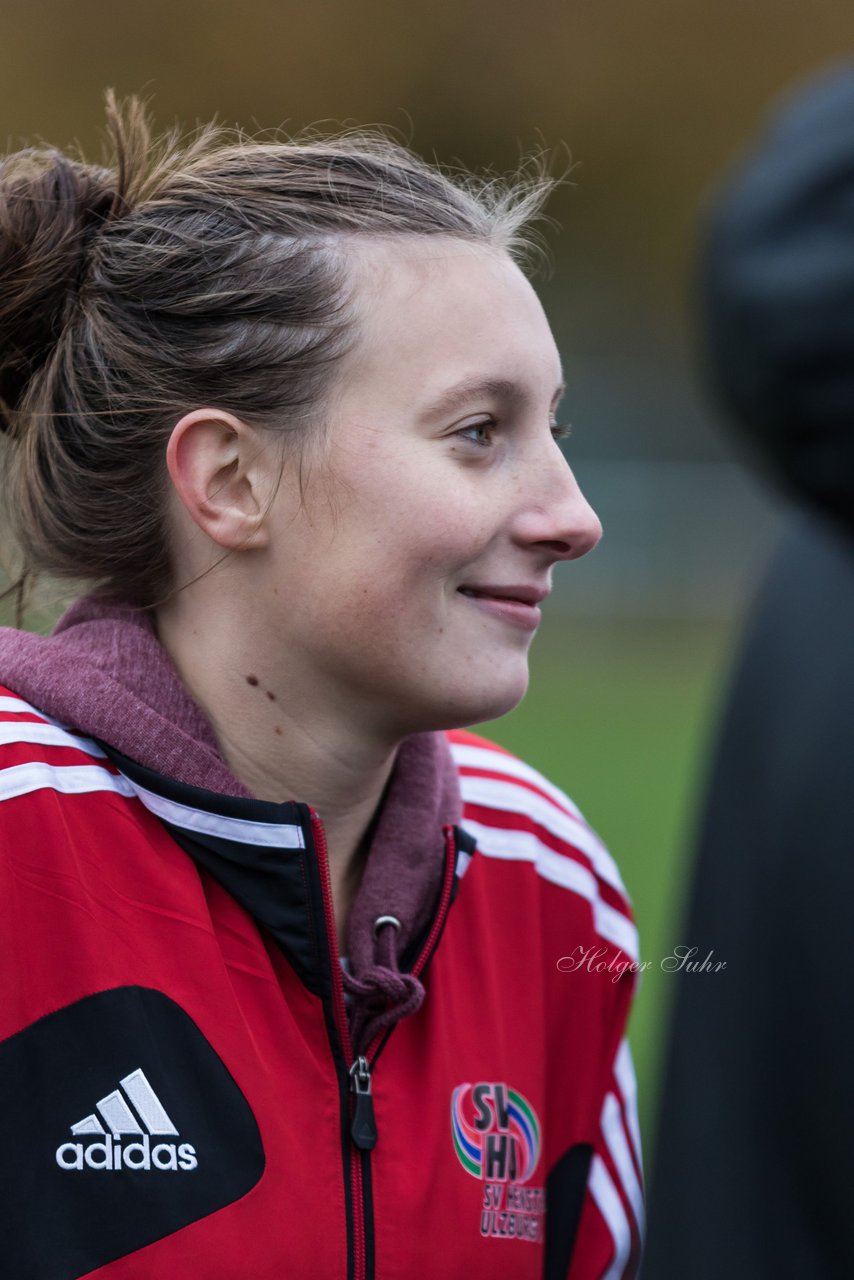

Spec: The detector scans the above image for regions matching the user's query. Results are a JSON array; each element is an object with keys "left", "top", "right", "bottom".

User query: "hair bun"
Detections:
[{"left": 0, "top": 148, "right": 115, "bottom": 428}]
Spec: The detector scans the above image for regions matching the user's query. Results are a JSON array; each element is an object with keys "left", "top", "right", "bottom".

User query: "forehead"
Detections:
[{"left": 337, "top": 236, "right": 562, "bottom": 405}]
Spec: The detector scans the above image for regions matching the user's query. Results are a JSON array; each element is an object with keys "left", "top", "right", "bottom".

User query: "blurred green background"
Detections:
[
  {"left": 481, "top": 617, "right": 735, "bottom": 1149},
  {"left": 4, "top": 0, "right": 854, "bottom": 1163}
]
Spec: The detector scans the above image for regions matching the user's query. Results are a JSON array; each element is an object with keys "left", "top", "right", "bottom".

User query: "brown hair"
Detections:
[{"left": 0, "top": 93, "right": 555, "bottom": 624}]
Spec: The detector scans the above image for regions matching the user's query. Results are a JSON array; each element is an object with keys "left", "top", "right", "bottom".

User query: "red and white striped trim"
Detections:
[
  {"left": 0, "top": 698, "right": 307, "bottom": 848},
  {"left": 0, "top": 696, "right": 129, "bottom": 803},
  {"left": 587, "top": 1038, "right": 644, "bottom": 1277},
  {"left": 601, "top": 1092, "right": 644, "bottom": 1241},
  {"left": 589, "top": 1154, "right": 632, "bottom": 1280},
  {"left": 457, "top": 772, "right": 625, "bottom": 895},
  {"left": 614, "top": 1040, "right": 643, "bottom": 1176},
  {"left": 460, "top": 818, "right": 638, "bottom": 961},
  {"left": 0, "top": 760, "right": 136, "bottom": 804},
  {"left": 450, "top": 740, "right": 587, "bottom": 820},
  {"left": 451, "top": 736, "right": 637, "bottom": 958},
  {"left": 0, "top": 719, "right": 107, "bottom": 757},
  {"left": 0, "top": 693, "right": 72, "bottom": 727}
]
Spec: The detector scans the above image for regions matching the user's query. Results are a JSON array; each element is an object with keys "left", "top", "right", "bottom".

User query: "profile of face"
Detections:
[{"left": 254, "top": 236, "right": 602, "bottom": 741}]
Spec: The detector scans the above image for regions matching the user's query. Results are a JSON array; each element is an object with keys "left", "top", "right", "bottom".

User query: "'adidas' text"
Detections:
[
  {"left": 56, "top": 1133, "right": 197, "bottom": 1171},
  {"left": 56, "top": 1066, "right": 198, "bottom": 1173}
]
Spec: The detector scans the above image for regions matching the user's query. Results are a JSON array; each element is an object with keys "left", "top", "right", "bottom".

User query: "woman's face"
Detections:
[{"left": 263, "top": 236, "right": 602, "bottom": 739}]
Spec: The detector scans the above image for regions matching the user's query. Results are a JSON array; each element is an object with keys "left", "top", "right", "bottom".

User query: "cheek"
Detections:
[
  {"left": 354, "top": 508, "right": 483, "bottom": 590},
  {"left": 354, "top": 452, "right": 484, "bottom": 547},
  {"left": 280, "top": 456, "right": 493, "bottom": 628},
  {"left": 322, "top": 571, "right": 442, "bottom": 645}
]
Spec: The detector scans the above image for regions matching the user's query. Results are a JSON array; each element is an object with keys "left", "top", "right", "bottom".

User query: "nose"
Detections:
[{"left": 514, "top": 444, "right": 602, "bottom": 562}]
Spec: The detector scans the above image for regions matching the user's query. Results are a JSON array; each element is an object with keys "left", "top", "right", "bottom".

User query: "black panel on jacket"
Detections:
[
  {"left": 98, "top": 744, "right": 329, "bottom": 997},
  {"left": 543, "top": 1142, "right": 593, "bottom": 1280},
  {"left": 1, "top": 987, "right": 265, "bottom": 1280}
]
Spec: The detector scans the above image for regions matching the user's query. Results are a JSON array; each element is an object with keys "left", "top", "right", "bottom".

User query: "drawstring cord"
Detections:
[{"left": 342, "top": 916, "right": 425, "bottom": 1055}]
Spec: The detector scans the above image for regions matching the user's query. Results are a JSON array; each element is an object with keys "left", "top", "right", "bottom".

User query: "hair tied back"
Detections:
[
  {"left": 0, "top": 144, "right": 118, "bottom": 429},
  {"left": 0, "top": 90, "right": 556, "bottom": 615}
]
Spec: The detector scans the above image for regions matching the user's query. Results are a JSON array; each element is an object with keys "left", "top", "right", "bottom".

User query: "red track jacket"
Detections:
[{"left": 0, "top": 685, "right": 642, "bottom": 1278}]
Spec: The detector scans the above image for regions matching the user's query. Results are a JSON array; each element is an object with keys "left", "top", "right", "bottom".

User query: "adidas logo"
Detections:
[{"left": 55, "top": 1068, "right": 198, "bottom": 1172}]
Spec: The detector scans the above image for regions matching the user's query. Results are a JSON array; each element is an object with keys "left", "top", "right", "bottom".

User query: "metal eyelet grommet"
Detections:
[{"left": 373, "top": 915, "right": 401, "bottom": 939}]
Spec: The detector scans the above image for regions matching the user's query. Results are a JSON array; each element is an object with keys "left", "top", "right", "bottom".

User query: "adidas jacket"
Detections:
[{"left": 0, "top": 685, "right": 642, "bottom": 1279}]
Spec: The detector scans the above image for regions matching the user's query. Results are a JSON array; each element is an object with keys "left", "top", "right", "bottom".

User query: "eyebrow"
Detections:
[{"left": 421, "top": 376, "right": 567, "bottom": 420}]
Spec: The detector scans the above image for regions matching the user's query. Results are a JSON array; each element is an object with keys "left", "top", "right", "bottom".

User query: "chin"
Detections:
[
  {"left": 415, "top": 670, "right": 530, "bottom": 734},
  {"left": 464, "top": 686, "right": 528, "bottom": 728}
]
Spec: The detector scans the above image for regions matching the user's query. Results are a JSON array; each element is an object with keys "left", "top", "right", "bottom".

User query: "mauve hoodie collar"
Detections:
[
  {"left": 0, "top": 593, "right": 462, "bottom": 1049},
  {"left": 0, "top": 595, "right": 251, "bottom": 795}
]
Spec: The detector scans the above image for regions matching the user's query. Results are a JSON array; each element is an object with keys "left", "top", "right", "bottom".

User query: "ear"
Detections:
[{"left": 165, "top": 409, "right": 277, "bottom": 551}]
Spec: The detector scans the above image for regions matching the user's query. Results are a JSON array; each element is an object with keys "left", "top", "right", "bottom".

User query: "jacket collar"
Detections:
[
  {"left": 0, "top": 593, "right": 464, "bottom": 1049},
  {"left": 98, "top": 739, "right": 469, "bottom": 1055}
]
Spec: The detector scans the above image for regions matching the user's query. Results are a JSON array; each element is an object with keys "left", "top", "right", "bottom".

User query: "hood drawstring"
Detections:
[
  {"left": 342, "top": 917, "right": 425, "bottom": 1056},
  {"left": 342, "top": 736, "right": 462, "bottom": 1052}
]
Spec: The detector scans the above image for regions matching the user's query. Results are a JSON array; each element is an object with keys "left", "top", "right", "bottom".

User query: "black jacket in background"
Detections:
[
  {"left": 645, "top": 511, "right": 854, "bottom": 1277},
  {"left": 646, "top": 61, "right": 854, "bottom": 1279}
]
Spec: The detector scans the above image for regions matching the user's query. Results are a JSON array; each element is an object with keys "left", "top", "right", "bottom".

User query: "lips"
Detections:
[
  {"left": 457, "top": 584, "right": 548, "bottom": 633},
  {"left": 458, "top": 584, "right": 549, "bottom": 607}
]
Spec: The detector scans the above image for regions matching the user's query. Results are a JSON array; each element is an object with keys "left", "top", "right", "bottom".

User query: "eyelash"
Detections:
[{"left": 456, "top": 419, "right": 573, "bottom": 447}]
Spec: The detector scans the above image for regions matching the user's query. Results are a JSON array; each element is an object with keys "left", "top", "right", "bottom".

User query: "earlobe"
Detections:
[{"left": 165, "top": 409, "right": 274, "bottom": 551}]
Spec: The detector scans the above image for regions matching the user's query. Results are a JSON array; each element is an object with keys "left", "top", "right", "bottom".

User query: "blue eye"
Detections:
[
  {"left": 456, "top": 419, "right": 495, "bottom": 447},
  {"left": 452, "top": 418, "right": 571, "bottom": 448}
]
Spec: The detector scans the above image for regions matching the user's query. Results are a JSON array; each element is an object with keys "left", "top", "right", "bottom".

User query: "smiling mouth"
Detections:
[
  {"left": 458, "top": 586, "right": 548, "bottom": 607},
  {"left": 457, "top": 586, "right": 546, "bottom": 631}
]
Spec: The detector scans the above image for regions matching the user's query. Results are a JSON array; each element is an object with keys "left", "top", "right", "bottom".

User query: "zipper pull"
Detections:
[{"left": 349, "top": 1055, "right": 378, "bottom": 1151}]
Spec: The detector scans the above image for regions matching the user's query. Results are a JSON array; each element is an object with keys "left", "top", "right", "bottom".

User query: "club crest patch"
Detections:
[{"left": 451, "top": 1082, "right": 545, "bottom": 1243}]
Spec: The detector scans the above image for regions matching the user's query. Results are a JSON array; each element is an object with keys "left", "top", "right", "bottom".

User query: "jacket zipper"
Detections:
[
  {"left": 310, "top": 812, "right": 459, "bottom": 1280},
  {"left": 309, "top": 811, "right": 367, "bottom": 1280}
]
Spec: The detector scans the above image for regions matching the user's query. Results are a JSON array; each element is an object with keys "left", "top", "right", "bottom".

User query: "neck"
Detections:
[{"left": 153, "top": 596, "right": 399, "bottom": 952}]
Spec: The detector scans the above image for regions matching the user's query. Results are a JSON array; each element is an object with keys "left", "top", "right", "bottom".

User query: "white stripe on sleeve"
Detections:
[
  {"left": 0, "top": 720, "right": 107, "bottom": 757},
  {"left": 0, "top": 761, "right": 136, "bottom": 803},
  {"left": 0, "top": 695, "right": 79, "bottom": 731},
  {"left": 450, "top": 742, "right": 586, "bottom": 819},
  {"left": 458, "top": 772, "right": 626, "bottom": 895},
  {"left": 461, "top": 819, "right": 639, "bottom": 961},
  {"left": 588, "top": 1153, "right": 632, "bottom": 1280},
  {"left": 601, "top": 1091, "right": 645, "bottom": 1241},
  {"left": 614, "top": 1039, "right": 643, "bottom": 1174},
  {"left": 0, "top": 695, "right": 48, "bottom": 715}
]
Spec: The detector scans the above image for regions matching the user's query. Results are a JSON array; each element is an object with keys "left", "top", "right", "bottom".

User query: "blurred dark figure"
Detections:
[{"left": 645, "top": 65, "right": 854, "bottom": 1279}]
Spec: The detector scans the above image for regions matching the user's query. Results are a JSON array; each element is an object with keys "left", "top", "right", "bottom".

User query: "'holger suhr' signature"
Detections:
[{"left": 556, "top": 945, "right": 726, "bottom": 982}]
